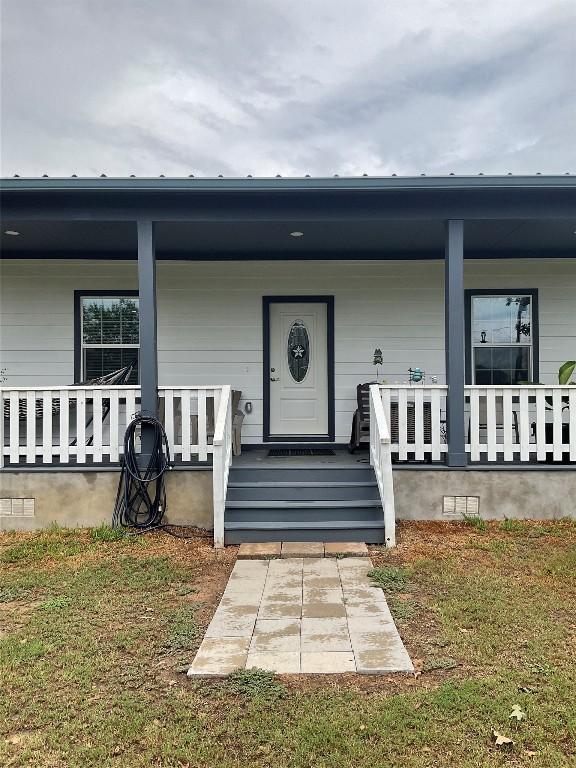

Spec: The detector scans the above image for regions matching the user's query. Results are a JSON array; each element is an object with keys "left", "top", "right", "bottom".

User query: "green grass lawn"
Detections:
[{"left": 1, "top": 521, "right": 575, "bottom": 767}]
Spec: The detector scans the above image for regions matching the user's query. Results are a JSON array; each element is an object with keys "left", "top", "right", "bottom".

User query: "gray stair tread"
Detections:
[
  {"left": 230, "top": 464, "right": 370, "bottom": 470},
  {"left": 226, "top": 499, "right": 382, "bottom": 509},
  {"left": 225, "top": 520, "right": 383, "bottom": 530},
  {"left": 228, "top": 481, "right": 377, "bottom": 488}
]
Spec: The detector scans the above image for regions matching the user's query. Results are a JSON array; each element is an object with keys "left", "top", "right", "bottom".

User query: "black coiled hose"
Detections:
[{"left": 112, "top": 413, "right": 172, "bottom": 531}]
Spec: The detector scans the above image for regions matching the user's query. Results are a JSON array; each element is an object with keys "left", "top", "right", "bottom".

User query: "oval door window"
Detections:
[{"left": 287, "top": 320, "right": 310, "bottom": 382}]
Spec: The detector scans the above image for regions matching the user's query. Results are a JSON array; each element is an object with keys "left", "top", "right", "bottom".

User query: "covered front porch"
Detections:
[{"left": 1, "top": 175, "right": 575, "bottom": 541}]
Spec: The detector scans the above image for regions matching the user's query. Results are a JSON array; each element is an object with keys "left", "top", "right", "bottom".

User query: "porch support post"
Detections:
[
  {"left": 445, "top": 219, "right": 467, "bottom": 466},
  {"left": 137, "top": 220, "right": 158, "bottom": 459}
]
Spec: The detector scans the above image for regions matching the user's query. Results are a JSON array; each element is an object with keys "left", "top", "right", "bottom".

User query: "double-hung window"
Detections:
[
  {"left": 467, "top": 290, "right": 538, "bottom": 385},
  {"left": 77, "top": 293, "right": 139, "bottom": 383}
]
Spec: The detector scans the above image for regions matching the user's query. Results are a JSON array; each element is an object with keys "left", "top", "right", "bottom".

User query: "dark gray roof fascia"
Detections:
[{"left": 1, "top": 174, "right": 575, "bottom": 193}]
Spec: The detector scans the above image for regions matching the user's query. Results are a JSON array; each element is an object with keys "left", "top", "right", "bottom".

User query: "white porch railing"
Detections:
[
  {"left": 379, "top": 384, "right": 449, "bottom": 461},
  {"left": 211, "top": 385, "right": 233, "bottom": 549},
  {"left": 466, "top": 385, "right": 576, "bottom": 463},
  {"left": 369, "top": 384, "right": 396, "bottom": 547},
  {"left": 0, "top": 385, "right": 228, "bottom": 467}
]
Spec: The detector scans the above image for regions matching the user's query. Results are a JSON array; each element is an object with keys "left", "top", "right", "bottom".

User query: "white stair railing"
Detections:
[
  {"left": 369, "top": 384, "right": 396, "bottom": 548},
  {"left": 211, "top": 384, "right": 233, "bottom": 549},
  {"left": 379, "top": 384, "right": 448, "bottom": 461}
]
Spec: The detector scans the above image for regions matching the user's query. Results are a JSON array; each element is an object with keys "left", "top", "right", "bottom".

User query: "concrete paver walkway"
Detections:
[{"left": 188, "top": 556, "right": 414, "bottom": 676}]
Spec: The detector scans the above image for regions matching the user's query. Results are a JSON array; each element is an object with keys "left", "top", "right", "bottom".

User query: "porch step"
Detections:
[
  {"left": 227, "top": 466, "right": 374, "bottom": 483},
  {"left": 226, "top": 500, "right": 382, "bottom": 522},
  {"left": 228, "top": 484, "right": 380, "bottom": 501},
  {"left": 224, "top": 464, "right": 384, "bottom": 544},
  {"left": 225, "top": 521, "right": 384, "bottom": 545}
]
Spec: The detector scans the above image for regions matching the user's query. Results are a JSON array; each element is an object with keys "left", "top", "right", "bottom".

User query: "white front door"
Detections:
[{"left": 268, "top": 302, "right": 329, "bottom": 437}]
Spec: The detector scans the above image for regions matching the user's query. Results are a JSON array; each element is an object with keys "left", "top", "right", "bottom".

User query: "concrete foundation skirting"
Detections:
[
  {"left": 0, "top": 470, "right": 213, "bottom": 531},
  {"left": 1, "top": 467, "right": 574, "bottom": 532},
  {"left": 393, "top": 469, "right": 576, "bottom": 521}
]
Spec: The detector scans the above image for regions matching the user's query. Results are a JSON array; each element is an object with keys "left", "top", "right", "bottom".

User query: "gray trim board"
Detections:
[
  {"left": 3, "top": 462, "right": 574, "bottom": 474},
  {"left": 4, "top": 248, "right": 576, "bottom": 262},
  {"left": 3, "top": 175, "right": 575, "bottom": 191},
  {"left": 2, "top": 176, "right": 576, "bottom": 223}
]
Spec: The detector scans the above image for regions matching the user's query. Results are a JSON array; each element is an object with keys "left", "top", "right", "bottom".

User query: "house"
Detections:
[{"left": 1, "top": 174, "right": 575, "bottom": 545}]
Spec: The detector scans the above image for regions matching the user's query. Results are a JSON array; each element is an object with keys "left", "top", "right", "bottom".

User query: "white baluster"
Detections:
[
  {"left": 519, "top": 388, "right": 530, "bottom": 463},
  {"left": 9, "top": 391, "right": 19, "bottom": 464},
  {"left": 181, "top": 389, "right": 191, "bottom": 462},
  {"left": 59, "top": 389, "right": 69, "bottom": 463},
  {"left": 469, "top": 387, "right": 481, "bottom": 462},
  {"left": 569, "top": 388, "right": 576, "bottom": 463},
  {"left": 92, "top": 389, "right": 103, "bottom": 463},
  {"left": 125, "top": 390, "right": 136, "bottom": 426},
  {"left": 76, "top": 390, "right": 86, "bottom": 463},
  {"left": 164, "top": 389, "right": 175, "bottom": 460},
  {"left": 502, "top": 388, "right": 514, "bottom": 462},
  {"left": 535, "top": 389, "right": 546, "bottom": 462},
  {"left": 414, "top": 388, "right": 424, "bottom": 461},
  {"left": 198, "top": 389, "right": 207, "bottom": 462},
  {"left": 380, "top": 388, "right": 392, "bottom": 454},
  {"left": 431, "top": 388, "right": 441, "bottom": 461},
  {"left": 42, "top": 391, "right": 53, "bottom": 463},
  {"left": 486, "top": 389, "right": 497, "bottom": 462},
  {"left": 0, "top": 390, "right": 4, "bottom": 469},
  {"left": 553, "top": 389, "right": 563, "bottom": 462},
  {"left": 398, "top": 387, "right": 408, "bottom": 461},
  {"left": 26, "top": 391, "right": 35, "bottom": 464},
  {"left": 109, "top": 390, "right": 119, "bottom": 463}
]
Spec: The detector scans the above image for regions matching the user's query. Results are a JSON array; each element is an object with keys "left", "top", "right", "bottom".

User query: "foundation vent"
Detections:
[
  {"left": 0, "top": 498, "right": 35, "bottom": 517},
  {"left": 443, "top": 495, "right": 480, "bottom": 518}
]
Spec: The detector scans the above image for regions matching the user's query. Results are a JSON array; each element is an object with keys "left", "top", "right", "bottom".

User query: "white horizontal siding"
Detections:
[
  {"left": 1, "top": 258, "right": 575, "bottom": 443},
  {"left": 0, "top": 260, "right": 138, "bottom": 386},
  {"left": 465, "top": 259, "right": 576, "bottom": 382}
]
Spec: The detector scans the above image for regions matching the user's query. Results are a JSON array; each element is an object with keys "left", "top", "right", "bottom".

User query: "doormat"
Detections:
[{"left": 267, "top": 448, "right": 336, "bottom": 457}]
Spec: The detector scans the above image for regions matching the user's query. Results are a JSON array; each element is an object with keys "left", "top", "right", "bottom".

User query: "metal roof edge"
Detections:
[{"left": 1, "top": 174, "right": 575, "bottom": 193}]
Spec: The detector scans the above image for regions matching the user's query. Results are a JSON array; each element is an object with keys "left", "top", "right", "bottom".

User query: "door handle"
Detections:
[{"left": 270, "top": 377, "right": 280, "bottom": 382}]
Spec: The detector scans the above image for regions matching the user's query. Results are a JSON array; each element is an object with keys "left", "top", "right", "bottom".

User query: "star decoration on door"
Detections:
[{"left": 291, "top": 345, "right": 305, "bottom": 358}]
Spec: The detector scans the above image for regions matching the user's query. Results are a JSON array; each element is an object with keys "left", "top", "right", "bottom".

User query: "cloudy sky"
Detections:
[{"left": 1, "top": 0, "right": 575, "bottom": 177}]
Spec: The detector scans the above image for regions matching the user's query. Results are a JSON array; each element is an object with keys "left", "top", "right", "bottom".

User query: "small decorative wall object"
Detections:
[
  {"left": 408, "top": 367, "right": 424, "bottom": 384},
  {"left": 373, "top": 348, "right": 383, "bottom": 380}
]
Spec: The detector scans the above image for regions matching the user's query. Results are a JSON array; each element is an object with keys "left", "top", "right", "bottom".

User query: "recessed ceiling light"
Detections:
[
  {"left": 4, "top": 230, "right": 20, "bottom": 236},
  {"left": 290, "top": 231, "right": 304, "bottom": 237}
]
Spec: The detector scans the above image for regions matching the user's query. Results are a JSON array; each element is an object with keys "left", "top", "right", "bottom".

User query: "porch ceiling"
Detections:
[
  {"left": 1, "top": 217, "right": 575, "bottom": 259},
  {"left": 1, "top": 175, "right": 575, "bottom": 259}
]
